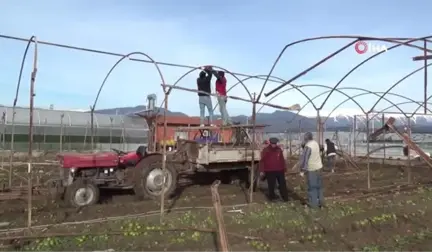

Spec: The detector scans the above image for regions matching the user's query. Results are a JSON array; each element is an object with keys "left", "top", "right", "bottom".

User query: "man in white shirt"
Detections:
[{"left": 299, "top": 132, "right": 324, "bottom": 209}]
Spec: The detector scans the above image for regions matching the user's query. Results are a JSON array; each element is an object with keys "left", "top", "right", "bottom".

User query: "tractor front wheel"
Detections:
[
  {"left": 64, "top": 180, "right": 100, "bottom": 207},
  {"left": 134, "top": 155, "right": 178, "bottom": 200}
]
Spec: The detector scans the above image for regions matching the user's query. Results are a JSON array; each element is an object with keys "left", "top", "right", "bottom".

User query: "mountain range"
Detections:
[{"left": 94, "top": 105, "right": 432, "bottom": 133}]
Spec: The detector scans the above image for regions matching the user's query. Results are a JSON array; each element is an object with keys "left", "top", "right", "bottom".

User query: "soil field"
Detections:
[{"left": 0, "top": 156, "right": 431, "bottom": 251}]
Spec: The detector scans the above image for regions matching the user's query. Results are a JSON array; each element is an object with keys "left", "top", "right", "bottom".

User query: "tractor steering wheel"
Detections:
[{"left": 112, "top": 148, "right": 127, "bottom": 155}]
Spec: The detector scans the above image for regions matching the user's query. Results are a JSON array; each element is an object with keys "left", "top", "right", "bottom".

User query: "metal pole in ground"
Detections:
[
  {"left": 109, "top": 117, "right": 113, "bottom": 150},
  {"left": 366, "top": 113, "right": 371, "bottom": 190},
  {"left": 160, "top": 89, "right": 168, "bottom": 223},
  {"left": 249, "top": 93, "right": 257, "bottom": 204},
  {"left": 407, "top": 118, "right": 412, "bottom": 184},
  {"left": 90, "top": 106, "right": 94, "bottom": 151},
  {"left": 27, "top": 37, "right": 38, "bottom": 229},
  {"left": 60, "top": 114, "right": 64, "bottom": 152},
  {"left": 43, "top": 118, "right": 47, "bottom": 151},
  {"left": 8, "top": 110, "right": 16, "bottom": 188},
  {"left": 353, "top": 116, "right": 357, "bottom": 157}
]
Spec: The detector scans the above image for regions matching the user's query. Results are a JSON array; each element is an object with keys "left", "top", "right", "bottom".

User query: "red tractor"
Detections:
[{"left": 56, "top": 146, "right": 178, "bottom": 207}]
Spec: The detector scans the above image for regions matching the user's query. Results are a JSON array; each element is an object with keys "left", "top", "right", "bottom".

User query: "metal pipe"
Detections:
[
  {"left": 424, "top": 39, "right": 428, "bottom": 114},
  {"left": 0, "top": 33, "right": 298, "bottom": 85},
  {"left": 381, "top": 113, "right": 386, "bottom": 167}
]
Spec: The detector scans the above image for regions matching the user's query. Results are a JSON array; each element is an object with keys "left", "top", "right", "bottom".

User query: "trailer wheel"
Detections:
[
  {"left": 134, "top": 155, "right": 178, "bottom": 200},
  {"left": 64, "top": 180, "right": 99, "bottom": 207},
  {"left": 246, "top": 162, "right": 260, "bottom": 192}
]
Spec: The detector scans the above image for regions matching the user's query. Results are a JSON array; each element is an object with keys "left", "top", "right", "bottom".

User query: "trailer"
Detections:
[{"left": 132, "top": 123, "right": 271, "bottom": 201}]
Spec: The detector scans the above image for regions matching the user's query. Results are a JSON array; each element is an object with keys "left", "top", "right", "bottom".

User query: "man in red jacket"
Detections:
[
  {"left": 259, "top": 137, "right": 289, "bottom": 201},
  {"left": 214, "top": 71, "right": 232, "bottom": 126}
]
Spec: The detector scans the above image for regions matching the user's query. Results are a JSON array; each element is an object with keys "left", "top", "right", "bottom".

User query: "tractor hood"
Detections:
[{"left": 57, "top": 152, "right": 119, "bottom": 169}]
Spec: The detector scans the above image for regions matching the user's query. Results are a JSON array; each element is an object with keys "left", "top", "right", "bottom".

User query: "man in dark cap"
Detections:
[
  {"left": 259, "top": 137, "right": 289, "bottom": 201},
  {"left": 299, "top": 132, "right": 324, "bottom": 208}
]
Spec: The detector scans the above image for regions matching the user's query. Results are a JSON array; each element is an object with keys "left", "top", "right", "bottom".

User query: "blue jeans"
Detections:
[
  {"left": 199, "top": 96, "right": 213, "bottom": 125},
  {"left": 327, "top": 155, "right": 335, "bottom": 170},
  {"left": 217, "top": 95, "right": 231, "bottom": 125},
  {"left": 306, "top": 170, "right": 324, "bottom": 208}
]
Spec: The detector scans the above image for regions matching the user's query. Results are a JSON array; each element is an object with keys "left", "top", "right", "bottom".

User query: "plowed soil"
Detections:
[{"left": 0, "top": 156, "right": 431, "bottom": 251}]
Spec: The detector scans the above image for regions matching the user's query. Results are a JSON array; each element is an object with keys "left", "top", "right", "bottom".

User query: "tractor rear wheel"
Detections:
[
  {"left": 64, "top": 180, "right": 99, "bottom": 207},
  {"left": 133, "top": 155, "right": 178, "bottom": 200}
]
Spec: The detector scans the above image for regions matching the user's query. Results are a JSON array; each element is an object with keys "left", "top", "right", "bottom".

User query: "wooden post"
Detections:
[{"left": 211, "top": 180, "right": 229, "bottom": 252}]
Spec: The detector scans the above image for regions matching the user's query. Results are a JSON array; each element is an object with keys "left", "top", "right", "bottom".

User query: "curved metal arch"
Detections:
[
  {"left": 259, "top": 35, "right": 432, "bottom": 102},
  {"left": 320, "top": 36, "right": 432, "bottom": 110},
  {"left": 258, "top": 84, "right": 367, "bottom": 115},
  {"left": 285, "top": 87, "right": 427, "bottom": 124},
  {"left": 369, "top": 61, "right": 432, "bottom": 113},
  {"left": 92, "top": 52, "right": 165, "bottom": 112},
  {"left": 212, "top": 74, "right": 286, "bottom": 111},
  {"left": 159, "top": 65, "right": 254, "bottom": 110},
  {"left": 14, "top": 36, "right": 36, "bottom": 107}
]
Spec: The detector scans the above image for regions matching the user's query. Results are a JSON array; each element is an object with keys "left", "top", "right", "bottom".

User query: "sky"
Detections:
[{"left": 0, "top": 0, "right": 431, "bottom": 118}]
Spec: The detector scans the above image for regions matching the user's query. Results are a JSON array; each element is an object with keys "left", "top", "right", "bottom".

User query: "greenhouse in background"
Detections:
[{"left": 0, "top": 106, "right": 149, "bottom": 152}]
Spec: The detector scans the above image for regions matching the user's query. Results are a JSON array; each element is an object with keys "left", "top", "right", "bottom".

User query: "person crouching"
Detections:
[
  {"left": 324, "top": 139, "right": 337, "bottom": 173},
  {"left": 259, "top": 137, "right": 289, "bottom": 202}
]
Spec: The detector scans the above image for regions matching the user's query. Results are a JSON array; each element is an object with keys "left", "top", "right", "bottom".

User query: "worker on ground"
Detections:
[
  {"left": 324, "top": 139, "right": 336, "bottom": 173},
  {"left": 197, "top": 66, "right": 214, "bottom": 126},
  {"left": 299, "top": 132, "right": 324, "bottom": 208},
  {"left": 214, "top": 71, "right": 232, "bottom": 126},
  {"left": 259, "top": 137, "right": 289, "bottom": 202}
]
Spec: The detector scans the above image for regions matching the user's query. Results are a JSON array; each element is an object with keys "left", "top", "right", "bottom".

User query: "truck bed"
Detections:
[{"left": 195, "top": 145, "right": 289, "bottom": 164}]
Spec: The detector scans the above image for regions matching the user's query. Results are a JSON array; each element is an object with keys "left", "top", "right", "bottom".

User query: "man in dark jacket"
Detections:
[
  {"left": 324, "top": 139, "right": 336, "bottom": 172},
  {"left": 259, "top": 137, "right": 289, "bottom": 201},
  {"left": 197, "top": 66, "right": 214, "bottom": 126}
]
